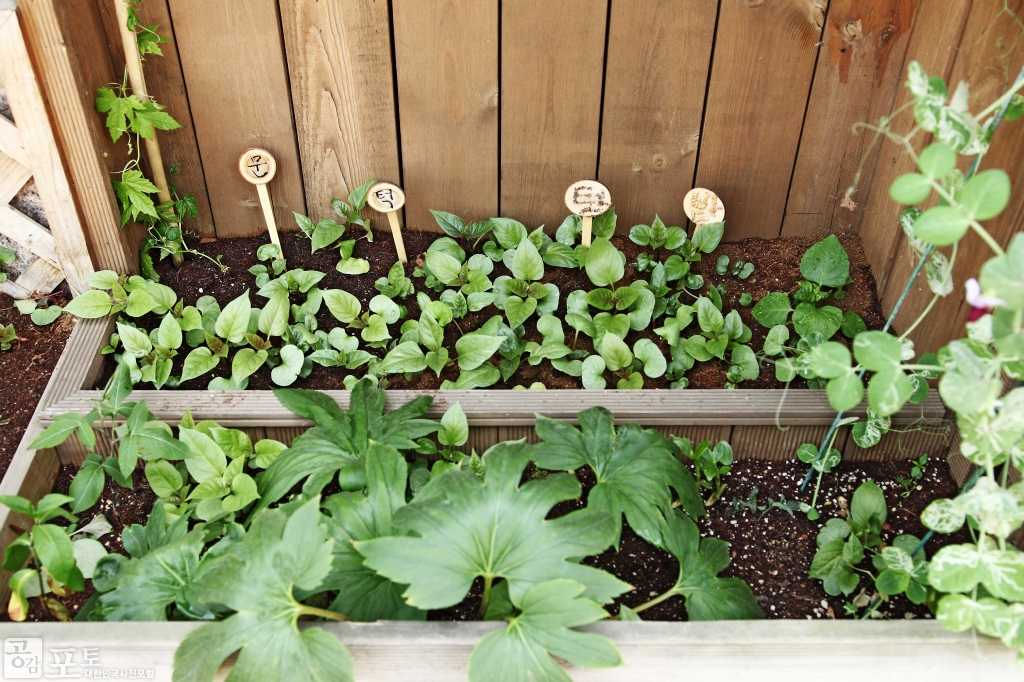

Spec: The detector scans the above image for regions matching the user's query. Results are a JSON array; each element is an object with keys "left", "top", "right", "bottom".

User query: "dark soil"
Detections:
[
  {"left": 0, "top": 292, "right": 74, "bottom": 477},
  {"left": 95, "top": 229, "right": 884, "bottom": 390}
]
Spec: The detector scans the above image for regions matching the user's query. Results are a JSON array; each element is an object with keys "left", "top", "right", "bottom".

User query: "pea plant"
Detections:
[
  {"left": 5, "top": 381, "right": 762, "bottom": 679},
  {"left": 790, "top": 58, "right": 1024, "bottom": 655},
  {"left": 294, "top": 179, "right": 376, "bottom": 274}
]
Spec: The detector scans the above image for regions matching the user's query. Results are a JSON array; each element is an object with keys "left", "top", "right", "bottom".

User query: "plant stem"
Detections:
[
  {"left": 29, "top": 547, "right": 49, "bottom": 621},
  {"left": 478, "top": 575, "right": 494, "bottom": 619},
  {"left": 297, "top": 605, "right": 349, "bottom": 622},
  {"left": 630, "top": 588, "right": 679, "bottom": 615}
]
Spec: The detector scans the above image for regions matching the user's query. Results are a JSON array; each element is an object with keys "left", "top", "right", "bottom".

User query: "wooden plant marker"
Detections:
[
  {"left": 367, "top": 182, "right": 407, "bottom": 263},
  {"left": 238, "top": 148, "right": 282, "bottom": 258},
  {"left": 564, "top": 180, "right": 611, "bottom": 247},
  {"left": 683, "top": 188, "right": 725, "bottom": 235}
]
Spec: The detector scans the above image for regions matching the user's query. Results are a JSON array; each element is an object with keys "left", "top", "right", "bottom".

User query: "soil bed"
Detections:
[
  {"left": 95, "top": 230, "right": 884, "bottom": 390},
  {"left": 0, "top": 292, "right": 74, "bottom": 474},
  {"left": 13, "top": 453, "right": 964, "bottom": 623}
]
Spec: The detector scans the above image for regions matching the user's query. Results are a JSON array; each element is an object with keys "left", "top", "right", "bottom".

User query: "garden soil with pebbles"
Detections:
[{"left": 96, "top": 229, "right": 885, "bottom": 390}]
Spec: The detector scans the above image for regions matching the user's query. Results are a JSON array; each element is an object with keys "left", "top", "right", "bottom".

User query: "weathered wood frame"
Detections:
[{"left": 0, "top": 619, "right": 1018, "bottom": 680}]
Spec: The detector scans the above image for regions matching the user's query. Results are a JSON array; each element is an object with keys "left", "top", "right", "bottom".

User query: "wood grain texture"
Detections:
[
  {"left": 168, "top": 0, "right": 306, "bottom": 237},
  {"left": 0, "top": 9, "right": 93, "bottom": 293},
  {"left": 856, "top": 0, "right": 971, "bottom": 293},
  {"left": 884, "top": 0, "right": 1024, "bottom": 354},
  {"left": 14, "top": 257, "right": 65, "bottom": 296},
  {"left": 0, "top": 620, "right": 1017, "bottom": 681},
  {"left": 280, "top": 0, "right": 401, "bottom": 226},
  {"left": 693, "top": 0, "right": 827, "bottom": 240},
  {"left": 0, "top": 151, "right": 31, "bottom": 204},
  {"left": 93, "top": 0, "right": 216, "bottom": 238},
  {"left": 14, "top": 0, "right": 134, "bottom": 273},
  {"left": 781, "top": 0, "right": 920, "bottom": 238},
  {"left": 0, "top": 116, "right": 29, "bottom": 168},
  {"left": 597, "top": 0, "right": 717, "bottom": 230},
  {"left": 500, "top": 0, "right": 608, "bottom": 229},
  {"left": 729, "top": 425, "right": 846, "bottom": 462},
  {"left": 0, "top": 203, "right": 59, "bottom": 267},
  {"left": 392, "top": 0, "right": 498, "bottom": 231}
]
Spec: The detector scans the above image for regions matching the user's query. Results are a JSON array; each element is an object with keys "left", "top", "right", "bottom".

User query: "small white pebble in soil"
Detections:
[
  {"left": 770, "top": 605, "right": 776, "bottom": 611},
  {"left": 198, "top": 288, "right": 203, "bottom": 293},
  {"left": 820, "top": 600, "right": 829, "bottom": 609},
  {"left": 758, "top": 579, "right": 764, "bottom": 584},
  {"left": 649, "top": 591, "right": 658, "bottom": 596},
  {"left": 905, "top": 612, "right": 916, "bottom": 619}
]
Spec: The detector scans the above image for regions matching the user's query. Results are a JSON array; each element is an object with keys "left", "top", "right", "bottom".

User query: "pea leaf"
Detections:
[
  {"left": 800, "top": 235, "right": 850, "bottom": 287},
  {"left": 960, "top": 169, "right": 1010, "bottom": 221},
  {"left": 792, "top": 303, "right": 842, "bottom": 339},
  {"left": 532, "top": 408, "right": 703, "bottom": 548},
  {"left": 355, "top": 442, "right": 630, "bottom": 609},
  {"left": 174, "top": 499, "right": 354, "bottom": 682},
  {"left": 467, "top": 580, "right": 622, "bottom": 682}
]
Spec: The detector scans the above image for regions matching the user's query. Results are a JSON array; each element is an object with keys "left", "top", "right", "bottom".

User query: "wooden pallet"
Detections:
[{"left": 0, "top": 8, "right": 93, "bottom": 298}]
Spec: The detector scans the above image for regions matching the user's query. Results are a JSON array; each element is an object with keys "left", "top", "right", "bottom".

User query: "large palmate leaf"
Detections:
[
  {"left": 255, "top": 379, "right": 437, "bottom": 514},
  {"left": 320, "top": 443, "right": 425, "bottom": 621},
  {"left": 355, "top": 442, "right": 630, "bottom": 609},
  {"left": 173, "top": 499, "right": 353, "bottom": 682},
  {"left": 531, "top": 407, "right": 703, "bottom": 549},
  {"left": 653, "top": 510, "right": 763, "bottom": 621},
  {"left": 97, "top": 531, "right": 207, "bottom": 620},
  {"left": 467, "top": 580, "right": 622, "bottom": 682}
]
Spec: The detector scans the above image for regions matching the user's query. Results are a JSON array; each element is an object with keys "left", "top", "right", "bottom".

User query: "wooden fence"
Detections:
[{"left": 10, "top": 0, "right": 1024, "bottom": 354}]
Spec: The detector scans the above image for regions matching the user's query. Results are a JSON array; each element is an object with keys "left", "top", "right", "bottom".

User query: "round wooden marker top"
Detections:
[
  {"left": 238, "top": 148, "right": 277, "bottom": 185},
  {"left": 564, "top": 180, "right": 611, "bottom": 217},
  {"left": 683, "top": 188, "right": 725, "bottom": 226},
  {"left": 367, "top": 182, "right": 406, "bottom": 212}
]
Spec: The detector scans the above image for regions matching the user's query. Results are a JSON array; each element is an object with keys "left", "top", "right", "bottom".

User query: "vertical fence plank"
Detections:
[
  {"left": 855, "top": 0, "right": 971, "bottom": 295},
  {"left": 596, "top": 0, "right": 717, "bottom": 230},
  {"left": 886, "top": 0, "right": 1024, "bottom": 354},
  {"left": 16, "top": 0, "right": 136, "bottom": 273},
  {"left": 168, "top": 0, "right": 305, "bottom": 238},
  {"left": 392, "top": 0, "right": 498, "bottom": 231},
  {"left": 501, "top": 0, "right": 608, "bottom": 229},
  {"left": 280, "top": 0, "right": 401, "bottom": 226},
  {"left": 693, "top": 0, "right": 827, "bottom": 241},
  {"left": 781, "top": 0, "right": 919, "bottom": 238}
]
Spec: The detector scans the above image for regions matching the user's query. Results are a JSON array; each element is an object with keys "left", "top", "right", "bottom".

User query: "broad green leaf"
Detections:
[
  {"left": 696, "top": 296, "right": 723, "bottom": 334},
  {"left": 692, "top": 222, "right": 724, "bottom": 253},
  {"left": 808, "top": 341, "right": 852, "bottom": 378},
  {"left": 467, "top": 580, "right": 621, "bottom": 682},
  {"left": 425, "top": 251, "right": 463, "bottom": 285},
  {"left": 258, "top": 290, "right": 289, "bottom": 337},
  {"left": 730, "top": 345, "right": 759, "bottom": 381},
  {"left": 491, "top": 218, "right": 528, "bottom": 249},
  {"left": 511, "top": 237, "right": 544, "bottom": 281},
  {"left": 853, "top": 330, "right": 903, "bottom": 371},
  {"left": 929, "top": 544, "right": 981, "bottom": 594},
  {"left": 751, "top": 292, "right": 792, "bottom": 328},
  {"left": 215, "top": 291, "right": 251, "bottom": 343},
  {"left": 439, "top": 403, "right": 469, "bottom": 447},
  {"left": 232, "top": 349, "right": 267, "bottom": 382},
  {"left": 581, "top": 355, "right": 606, "bottom": 390},
  {"left": 145, "top": 459, "right": 183, "bottom": 498},
  {"left": 504, "top": 296, "right": 537, "bottom": 330},
  {"left": 98, "top": 530, "right": 204, "bottom": 619},
  {"left": 960, "top": 169, "right": 1010, "bottom": 221},
  {"left": 32, "top": 524, "right": 84, "bottom": 591},
  {"left": 599, "top": 333, "right": 632, "bottom": 372},
  {"left": 849, "top": 480, "right": 886, "bottom": 535},
  {"left": 533, "top": 408, "right": 703, "bottom": 548},
  {"left": 69, "top": 458, "right": 105, "bottom": 513},
  {"left": 659, "top": 509, "right": 763, "bottom": 619},
  {"left": 584, "top": 238, "right": 624, "bottom": 287},
  {"left": 633, "top": 339, "right": 666, "bottom": 378},
  {"left": 321, "top": 444, "right": 425, "bottom": 621},
  {"left": 456, "top": 334, "right": 503, "bottom": 371},
  {"left": 800, "top": 235, "right": 851, "bottom": 287},
  {"left": 440, "top": 365, "right": 501, "bottom": 390},
  {"left": 918, "top": 142, "right": 956, "bottom": 178},
  {"left": 889, "top": 173, "right": 932, "bottom": 205},
  {"left": 322, "top": 289, "right": 362, "bottom": 323},
  {"left": 271, "top": 345, "right": 305, "bottom": 386},
  {"left": 174, "top": 500, "right": 354, "bottom": 682},
  {"left": 64, "top": 290, "right": 113, "bottom": 318},
  {"left": 922, "top": 498, "right": 966, "bottom": 534},
  {"left": 792, "top": 303, "right": 842, "bottom": 340},
  {"left": 913, "top": 206, "right": 970, "bottom": 246},
  {"left": 181, "top": 347, "right": 219, "bottom": 383},
  {"left": 355, "top": 443, "right": 630, "bottom": 609},
  {"left": 369, "top": 295, "right": 401, "bottom": 325},
  {"left": 762, "top": 325, "right": 790, "bottom": 356},
  {"left": 827, "top": 372, "right": 864, "bottom": 412},
  {"left": 867, "top": 369, "right": 913, "bottom": 416},
  {"left": 117, "top": 322, "right": 152, "bottom": 357},
  {"left": 377, "top": 342, "right": 428, "bottom": 375}
]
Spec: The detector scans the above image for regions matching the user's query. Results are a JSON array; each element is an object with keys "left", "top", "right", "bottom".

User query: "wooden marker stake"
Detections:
[
  {"left": 683, "top": 188, "right": 726, "bottom": 235},
  {"left": 367, "top": 182, "right": 408, "bottom": 263},
  {"left": 565, "top": 180, "right": 612, "bottom": 247},
  {"left": 238, "top": 148, "right": 282, "bottom": 258}
]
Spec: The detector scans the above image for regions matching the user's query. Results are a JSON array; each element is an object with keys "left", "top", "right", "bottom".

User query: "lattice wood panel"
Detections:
[{"left": 0, "top": 8, "right": 92, "bottom": 298}]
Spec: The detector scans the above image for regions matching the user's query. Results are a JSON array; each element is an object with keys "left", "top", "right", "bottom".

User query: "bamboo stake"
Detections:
[
  {"left": 367, "top": 182, "right": 407, "bottom": 263},
  {"left": 564, "top": 180, "right": 611, "bottom": 247},
  {"left": 112, "top": 0, "right": 170, "bottom": 205},
  {"left": 238, "top": 148, "right": 282, "bottom": 257}
]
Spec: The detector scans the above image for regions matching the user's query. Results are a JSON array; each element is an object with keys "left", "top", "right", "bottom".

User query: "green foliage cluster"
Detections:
[{"left": 10, "top": 378, "right": 761, "bottom": 681}]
